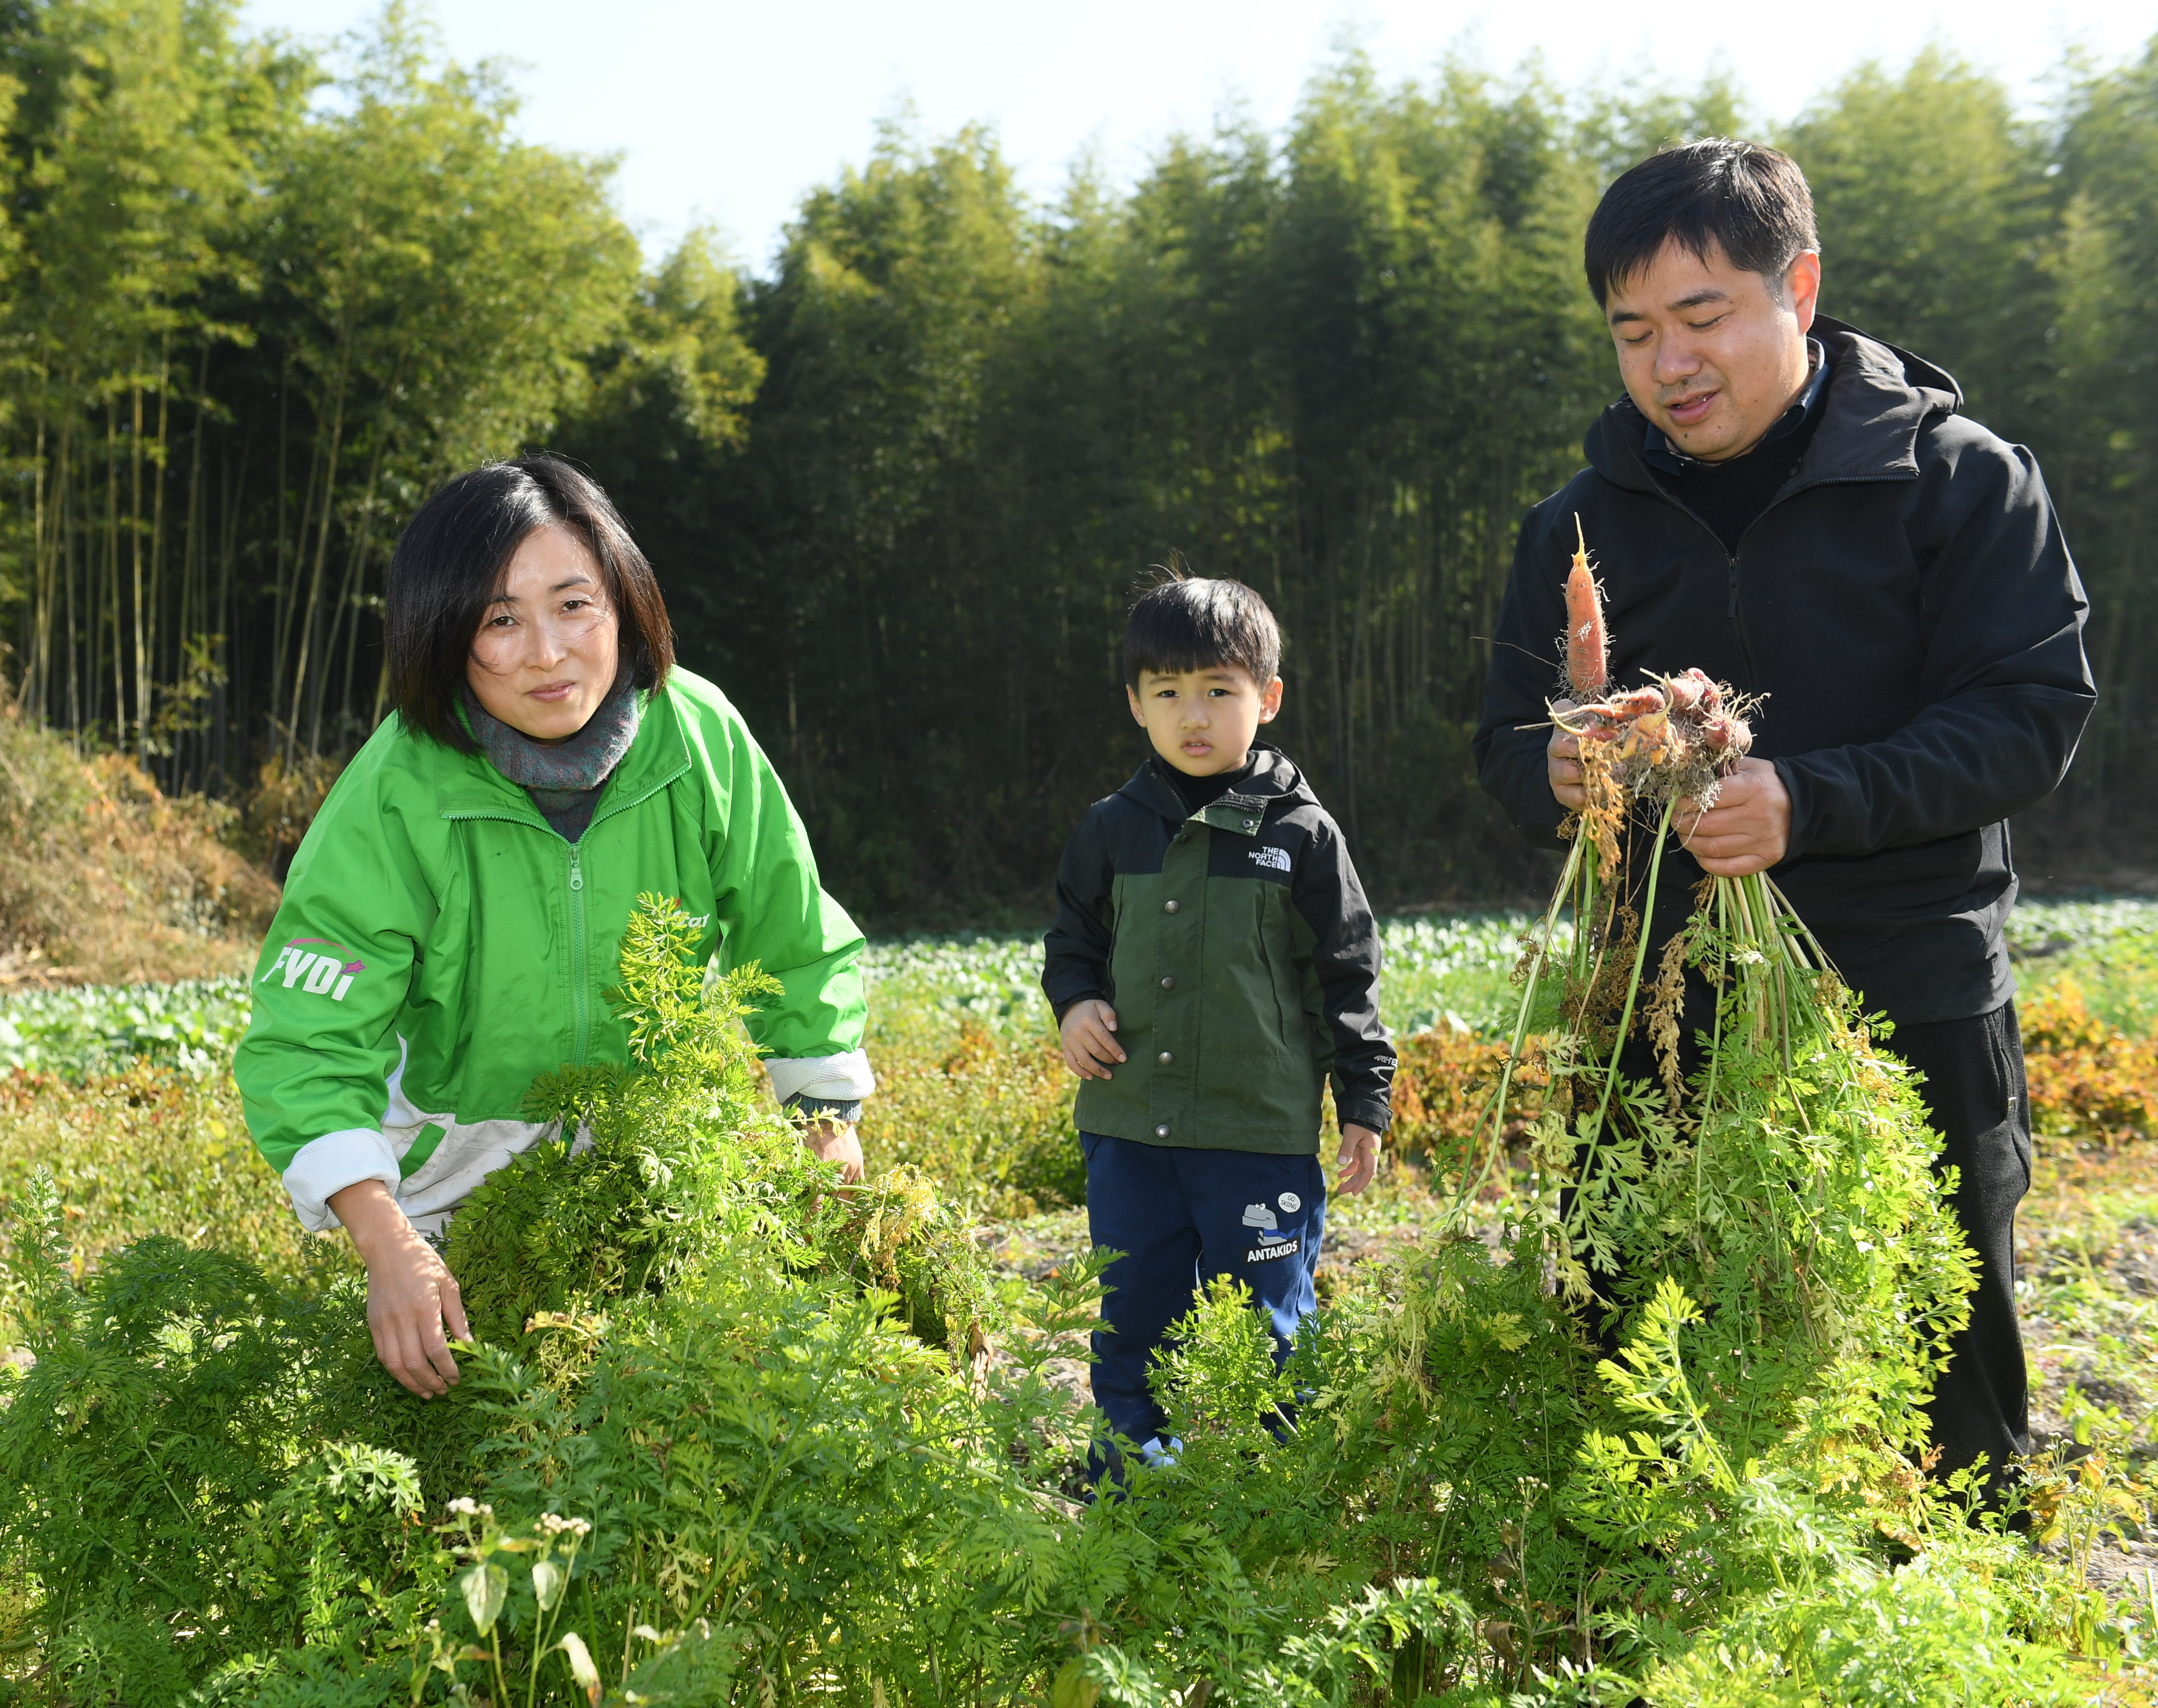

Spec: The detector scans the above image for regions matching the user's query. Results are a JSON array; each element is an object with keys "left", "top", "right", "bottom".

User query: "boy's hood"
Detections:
[{"left": 1115, "top": 742, "right": 1316, "bottom": 833}]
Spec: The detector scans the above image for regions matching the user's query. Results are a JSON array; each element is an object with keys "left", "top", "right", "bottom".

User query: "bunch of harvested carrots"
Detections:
[{"left": 1552, "top": 517, "right": 1753, "bottom": 808}]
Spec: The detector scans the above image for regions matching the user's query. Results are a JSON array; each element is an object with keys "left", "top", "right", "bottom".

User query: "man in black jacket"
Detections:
[{"left": 1474, "top": 139, "right": 2095, "bottom": 1487}]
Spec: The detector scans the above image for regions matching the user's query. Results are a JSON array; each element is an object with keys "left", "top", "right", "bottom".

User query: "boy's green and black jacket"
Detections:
[{"left": 1043, "top": 744, "right": 1393, "bottom": 1155}]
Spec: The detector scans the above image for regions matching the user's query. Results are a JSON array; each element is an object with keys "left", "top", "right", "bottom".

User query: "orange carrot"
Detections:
[
  {"left": 1606, "top": 687, "right": 1666, "bottom": 720},
  {"left": 1702, "top": 713, "right": 1753, "bottom": 757},
  {"left": 1564, "top": 513, "right": 1607, "bottom": 699},
  {"left": 1664, "top": 670, "right": 1706, "bottom": 715}
]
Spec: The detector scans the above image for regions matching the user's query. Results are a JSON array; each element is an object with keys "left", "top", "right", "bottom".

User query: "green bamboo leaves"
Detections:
[
  {"left": 0, "top": 1, "right": 650, "bottom": 775},
  {"left": 0, "top": 9, "right": 2144, "bottom": 923}
]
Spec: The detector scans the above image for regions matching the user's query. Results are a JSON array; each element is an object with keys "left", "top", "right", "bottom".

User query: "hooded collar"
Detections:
[
  {"left": 1117, "top": 741, "right": 1312, "bottom": 838},
  {"left": 1586, "top": 315, "right": 1963, "bottom": 500}
]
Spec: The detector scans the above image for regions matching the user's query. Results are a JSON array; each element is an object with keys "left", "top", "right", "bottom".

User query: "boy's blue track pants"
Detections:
[{"left": 1082, "top": 1131, "right": 1326, "bottom": 1448}]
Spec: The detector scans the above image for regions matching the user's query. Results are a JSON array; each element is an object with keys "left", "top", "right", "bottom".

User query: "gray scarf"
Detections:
[{"left": 463, "top": 675, "right": 641, "bottom": 844}]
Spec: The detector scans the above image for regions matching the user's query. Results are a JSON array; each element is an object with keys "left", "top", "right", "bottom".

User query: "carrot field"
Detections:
[{"left": 4, "top": 899, "right": 2158, "bottom": 1704}]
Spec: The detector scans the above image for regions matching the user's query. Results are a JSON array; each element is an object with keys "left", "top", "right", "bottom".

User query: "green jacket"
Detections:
[
  {"left": 1041, "top": 746, "right": 1393, "bottom": 1155},
  {"left": 237, "top": 669, "right": 869, "bottom": 1232}
]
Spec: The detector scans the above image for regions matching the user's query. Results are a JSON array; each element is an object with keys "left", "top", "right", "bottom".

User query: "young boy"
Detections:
[{"left": 1043, "top": 573, "right": 1394, "bottom": 1469}]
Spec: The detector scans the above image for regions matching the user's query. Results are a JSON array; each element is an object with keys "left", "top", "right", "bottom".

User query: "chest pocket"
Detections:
[
  {"left": 1198, "top": 865, "right": 1304, "bottom": 1057},
  {"left": 1252, "top": 881, "right": 1309, "bottom": 1048}
]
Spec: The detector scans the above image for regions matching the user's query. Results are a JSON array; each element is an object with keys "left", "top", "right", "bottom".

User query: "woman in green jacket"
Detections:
[{"left": 236, "top": 455, "right": 872, "bottom": 1398}]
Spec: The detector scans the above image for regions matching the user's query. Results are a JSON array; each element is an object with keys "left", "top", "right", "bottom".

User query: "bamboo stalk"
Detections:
[
  {"left": 28, "top": 417, "right": 46, "bottom": 718},
  {"left": 143, "top": 355, "right": 170, "bottom": 765},
  {"left": 104, "top": 398, "right": 119, "bottom": 742},
  {"left": 175, "top": 347, "right": 207, "bottom": 791},
  {"left": 130, "top": 381, "right": 146, "bottom": 760},
  {"left": 63, "top": 409, "right": 79, "bottom": 744},
  {"left": 285, "top": 352, "right": 349, "bottom": 765},
  {"left": 312, "top": 433, "right": 388, "bottom": 756}
]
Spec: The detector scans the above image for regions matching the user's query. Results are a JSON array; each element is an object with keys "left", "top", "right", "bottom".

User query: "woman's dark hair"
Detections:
[
  {"left": 385, "top": 454, "right": 674, "bottom": 750},
  {"left": 1583, "top": 138, "right": 1818, "bottom": 308},
  {"left": 1123, "top": 566, "right": 1282, "bottom": 689}
]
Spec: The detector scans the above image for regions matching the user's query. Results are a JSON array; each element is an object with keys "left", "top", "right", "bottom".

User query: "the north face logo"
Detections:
[
  {"left": 262, "top": 939, "right": 363, "bottom": 1002},
  {"left": 1247, "top": 845, "right": 1291, "bottom": 873}
]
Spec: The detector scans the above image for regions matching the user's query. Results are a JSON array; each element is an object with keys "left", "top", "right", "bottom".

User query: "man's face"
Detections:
[
  {"left": 1605, "top": 239, "right": 1821, "bottom": 463},
  {"left": 1127, "top": 663, "right": 1282, "bottom": 777}
]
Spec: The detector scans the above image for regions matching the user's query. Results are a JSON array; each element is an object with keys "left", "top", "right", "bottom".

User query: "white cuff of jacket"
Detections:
[
  {"left": 765, "top": 1049, "right": 876, "bottom": 1106},
  {"left": 280, "top": 1052, "right": 876, "bottom": 1230},
  {"left": 282, "top": 1128, "right": 401, "bottom": 1233}
]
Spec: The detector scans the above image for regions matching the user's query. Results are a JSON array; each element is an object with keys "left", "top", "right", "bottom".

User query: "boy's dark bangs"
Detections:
[
  {"left": 1123, "top": 578, "right": 1281, "bottom": 687},
  {"left": 1130, "top": 631, "right": 1241, "bottom": 679}
]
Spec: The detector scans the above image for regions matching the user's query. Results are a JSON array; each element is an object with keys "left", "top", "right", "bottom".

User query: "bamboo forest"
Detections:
[{"left": 3, "top": 0, "right": 2155, "bottom": 916}]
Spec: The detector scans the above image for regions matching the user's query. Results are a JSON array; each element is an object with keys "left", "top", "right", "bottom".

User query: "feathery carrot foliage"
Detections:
[{"left": 0, "top": 894, "right": 2147, "bottom": 1704}]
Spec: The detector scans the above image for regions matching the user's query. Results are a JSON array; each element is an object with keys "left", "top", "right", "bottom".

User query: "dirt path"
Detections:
[{"left": 2019, "top": 1148, "right": 2158, "bottom": 1596}]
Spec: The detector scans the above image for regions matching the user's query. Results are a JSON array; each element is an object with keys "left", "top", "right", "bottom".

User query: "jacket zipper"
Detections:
[
  {"left": 438, "top": 804, "right": 595, "bottom": 1070},
  {"left": 441, "top": 727, "right": 693, "bottom": 1071},
  {"left": 1720, "top": 482, "right": 1871, "bottom": 687},
  {"left": 564, "top": 762, "right": 687, "bottom": 1064},
  {"left": 1722, "top": 544, "right": 1759, "bottom": 684},
  {"left": 568, "top": 842, "right": 588, "bottom": 1066},
  {"left": 1636, "top": 435, "right": 1901, "bottom": 692}
]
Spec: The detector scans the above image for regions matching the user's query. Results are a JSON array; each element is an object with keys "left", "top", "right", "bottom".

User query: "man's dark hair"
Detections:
[
  {"left": 1123, "top": 570, "right": 1282, "bottom": 689},
  {"left": 385, "top": 454, "right": 674, "bottom": 751},
  {"left": 1583, "top": 138, "right": 1819, "bottom": 308}
]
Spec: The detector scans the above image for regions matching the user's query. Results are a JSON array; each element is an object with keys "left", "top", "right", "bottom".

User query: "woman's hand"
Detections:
[
  {"left": 329, "top": 1179, "right": 468, "bottom": 1398},
  {"left": 801, "top": 1116, "right": 865, "bottom": 1184}
]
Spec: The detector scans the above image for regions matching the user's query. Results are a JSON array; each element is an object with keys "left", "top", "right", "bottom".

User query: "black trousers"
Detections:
[
  {"left": 1893, "top": 1000, "right": 2033, "bottom": 1484},
  {"left": 1591, "top": 996, "right": 2032, "bottom": 1484}
]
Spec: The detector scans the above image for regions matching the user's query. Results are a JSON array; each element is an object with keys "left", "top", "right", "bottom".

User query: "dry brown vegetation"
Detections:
[
  {"left": 2022, "top": 979, "right": 2158, "bottom": 1151},
  {"left": 1385, "top": 988, "right": 2158, "bottom": 1167},
  {"left": 1388, "top": 1023, "right": 1553, "bottom": 1162},
  {"left": 0, "top": 713, "right": 278, "bottom": 986}
]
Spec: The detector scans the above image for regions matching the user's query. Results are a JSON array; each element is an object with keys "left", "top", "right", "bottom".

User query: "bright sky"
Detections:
[{"left": 241, "top": 0, "right": 2154, "bottom": 270}]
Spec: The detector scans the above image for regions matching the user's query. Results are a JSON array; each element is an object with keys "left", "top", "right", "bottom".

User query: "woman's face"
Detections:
[{"left": 466, "top": 523, "right": 622, "bottom": 742}]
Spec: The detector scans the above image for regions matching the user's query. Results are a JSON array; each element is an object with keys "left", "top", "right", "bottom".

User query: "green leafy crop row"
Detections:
[
  {"left": 2, "top": 898, "right": 2145, "bottom": 1086},
  {"left": 1, "top": 895, "right": 2148, "bottom": 1705},
  {"left": 0, "top": 978, "right": 252, "bottom": 1079}
]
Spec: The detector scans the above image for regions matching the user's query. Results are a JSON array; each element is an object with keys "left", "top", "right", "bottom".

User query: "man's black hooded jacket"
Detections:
[{"left": 1473, "top": 318, "right": 2095, "bottom": 1024}]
